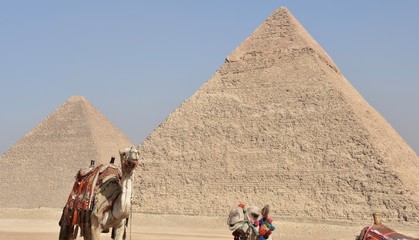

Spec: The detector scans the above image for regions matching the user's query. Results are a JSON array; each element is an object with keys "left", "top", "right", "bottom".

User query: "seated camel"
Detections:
[{"left": 227, "top": 204, "right": 276, "bottom": 240}]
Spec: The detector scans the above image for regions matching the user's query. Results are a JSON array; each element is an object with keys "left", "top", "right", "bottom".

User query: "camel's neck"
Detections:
[{"left": 112, "top": 170, "right": 133, "bottom": 220}]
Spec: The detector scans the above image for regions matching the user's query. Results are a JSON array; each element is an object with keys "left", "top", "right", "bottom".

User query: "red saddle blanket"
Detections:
[
  {"left": 359, "top": 223, "right": 418, "bottom": 240},
  {"left": 62, "top": 164, "right": 122, "bottom": 226}
]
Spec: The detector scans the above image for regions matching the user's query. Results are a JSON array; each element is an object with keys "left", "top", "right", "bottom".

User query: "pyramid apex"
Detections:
[
  {"left": 225, "top": 6, "right": 339, "bottom": 74},
  {"left": 277, "top": 6, "right": 289, "bottom": 11},
  {"left": 67, "top": 95, "right": 88, "bottom": 103}
]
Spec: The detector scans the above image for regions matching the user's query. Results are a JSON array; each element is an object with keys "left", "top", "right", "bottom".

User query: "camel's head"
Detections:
[
  {"left": 228, "top": 204, "right": 273, "bottom": 239},
  {"left": 119, "top": 147, "right": 140, "bottom": 174},
  {"left": 227, "top": 205, "right": 262, "bottom": 231}
]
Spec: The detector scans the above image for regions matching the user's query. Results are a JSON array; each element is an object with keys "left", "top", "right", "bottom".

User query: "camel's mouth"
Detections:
[
  {"left": 126, "top": 159, "right": 139, "bottom": 168},
  {"left": 228, "top": 220, "right": 244, "bottom": 231}
]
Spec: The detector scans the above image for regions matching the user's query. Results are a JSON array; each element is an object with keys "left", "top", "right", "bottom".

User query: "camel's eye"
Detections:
[{"left": 251, "top": 213, "right": 259, "bottom": 219}]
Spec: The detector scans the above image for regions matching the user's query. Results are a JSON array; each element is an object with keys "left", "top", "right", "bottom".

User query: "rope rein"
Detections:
[
  {"left": 129, "top": 204, "right": 132, "bottom": 240},
  {"left": 240, "top": 209, "right": 259, "bottom": 236},
  {"left": 232, "top": 204, "right": 276, "bottom": 240}
]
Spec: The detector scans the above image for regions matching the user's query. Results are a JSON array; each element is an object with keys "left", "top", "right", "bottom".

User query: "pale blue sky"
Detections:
[{"left": 1, "top": 1, "right": 418, "bottom": 155}]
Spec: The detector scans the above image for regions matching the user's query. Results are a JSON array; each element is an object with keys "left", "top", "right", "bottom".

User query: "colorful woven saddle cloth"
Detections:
[{"left": 61, "top": 164, "right": 122, "bottom": 226}]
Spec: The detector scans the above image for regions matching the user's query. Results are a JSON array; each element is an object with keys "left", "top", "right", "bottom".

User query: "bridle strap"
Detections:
[{"left": 238, "top": 209, "right": 259, "bottom": 237}]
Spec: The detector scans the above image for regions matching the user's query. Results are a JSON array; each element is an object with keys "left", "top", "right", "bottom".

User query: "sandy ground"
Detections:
[{"left": 0, "top": 208, "right": 417, "bottom": 240}]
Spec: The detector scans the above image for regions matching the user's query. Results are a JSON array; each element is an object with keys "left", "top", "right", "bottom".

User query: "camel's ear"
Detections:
[
  {"left": 262, "top": 205, "right": 270, "bottom": 217},
  {"left": 119, "top": 150, "right": 125, "bottom": 156}
]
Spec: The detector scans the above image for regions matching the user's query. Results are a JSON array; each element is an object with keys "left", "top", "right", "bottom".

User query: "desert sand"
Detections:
[{"left": 0, "top": 208, "right": 417, "bottom": 240}]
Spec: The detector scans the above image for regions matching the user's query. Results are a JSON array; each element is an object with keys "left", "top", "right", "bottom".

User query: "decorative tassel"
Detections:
[
  {"left": 259, "top": 225, "right": 268, "bottom": 235},
  {"left": 72, "top": 210, "right": 78, "bottom": 225}
]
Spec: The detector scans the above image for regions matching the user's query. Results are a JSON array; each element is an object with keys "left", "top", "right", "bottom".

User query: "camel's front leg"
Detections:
[
  {"left": 89, "top": 225, "right": 102, "bottom": 240},
  {"left": 89, "top": 215, "right": 102, "bottom": 240},
  {"left": 111, "top": 219, "right": 127, "bottom": 240}
]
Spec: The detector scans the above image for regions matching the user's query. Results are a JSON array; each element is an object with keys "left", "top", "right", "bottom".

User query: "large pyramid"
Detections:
[
  {"left": 134, "top": 7, "right": 419, "bottom": 221},
  {"left": 0, "top": 96, "right": 133, "bottom": 208}
]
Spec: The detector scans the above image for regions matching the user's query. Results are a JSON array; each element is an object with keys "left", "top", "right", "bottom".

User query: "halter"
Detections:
[
  {"left": 122, "top": 147, "right": 139, "bottom": 170},
  {"left": 233, "top": 208, "right": 259, "bottom": 240},
  {"left": 241, "top": 208, "right": 259, "bottom": 235},
  {"left": 124, "top": 147, "right": 135, "bottom": 160},
  {"left": 232, "top": 206, "right": 276, "bottom": 240}
]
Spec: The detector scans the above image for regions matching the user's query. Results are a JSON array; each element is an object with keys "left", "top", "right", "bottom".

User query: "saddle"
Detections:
[{"left": 59, "top": 164, "right": 122, "bottom": 228}]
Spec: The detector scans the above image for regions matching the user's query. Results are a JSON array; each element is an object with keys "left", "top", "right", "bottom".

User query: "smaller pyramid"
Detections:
[{"left": 0, "top": 96, "right": 133, "bottom": 208}]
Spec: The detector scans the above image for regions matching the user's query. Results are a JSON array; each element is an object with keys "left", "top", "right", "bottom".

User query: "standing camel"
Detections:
[{"left": 59, "top": 147, "right": 140, "bottom": 240}]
